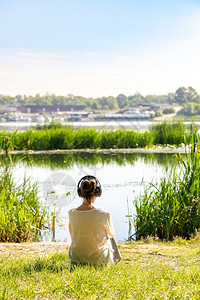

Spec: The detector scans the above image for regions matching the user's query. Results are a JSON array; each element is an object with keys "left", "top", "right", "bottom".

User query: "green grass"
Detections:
[{"left": 0, "top": 237, "right": 199, "bottom": 299}]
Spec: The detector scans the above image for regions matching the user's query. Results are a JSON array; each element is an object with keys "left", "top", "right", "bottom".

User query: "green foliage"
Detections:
[
  {"left": 35, "top": 121, "right": 66, "bottom": 130},
  {"left": 0, "top": 170, "right": 48, "bottom": 242},
  {"left": 0, "top": 86, "right": 200, "bottom": 110},
  {"left": 0, "top": 130, "right": 18, "bottom": 154},
  {"left": 0, "top": 127, "right": 153, "bottom": 150},
  {"left": 0, "top": 121, "right": 194, "bottom": 151},
  {"left": 154, "top": 111, "right": 163, "bottom": 117},
  {"left": 162, "top": 107, "right": 176, "bottom": 114},
  {"left": 134, "top": 141, "right": 200, "bottom": 240},
  {"left": 128, "top": 93, "right": 144, "bottom": 105},
  {"left": 175, "top": 86, "right": 200, "bottom": 105},
  {"left": 150, "top": 120, "right": 188, "bottom": 145},
  {"left": 0, "top": 95, "right": 16, "bottom": 104},
  {"left": 178, "top": 102, "right": 200, "bottom": 116},
  {"left": 116, "top": 94, "right": 128, "bottom": 108}
]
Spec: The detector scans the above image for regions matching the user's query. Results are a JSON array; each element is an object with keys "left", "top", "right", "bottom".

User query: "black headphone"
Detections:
[{"left": 77, "top": 175, "right": 102, "bottom": 197}]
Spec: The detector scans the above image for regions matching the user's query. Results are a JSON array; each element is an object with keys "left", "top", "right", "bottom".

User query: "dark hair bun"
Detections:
[
  {"left": 80, "top": 179, "right": 97, "bottom": 203},
  {"left": 81, "top": 180, "right": 94, "bottom": 193},
  {"left": 77, "top": 176, "right": 102, "bottom": 203}
]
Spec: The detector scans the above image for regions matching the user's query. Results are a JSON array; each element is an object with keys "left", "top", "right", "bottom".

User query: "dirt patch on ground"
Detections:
[{"left": 0, "top": 242, "right": 70, "bottom": 257}]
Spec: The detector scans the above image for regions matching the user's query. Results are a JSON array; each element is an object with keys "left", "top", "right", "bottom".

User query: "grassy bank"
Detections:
[
  {"left": 0, "top": 121, "right": 192, "bottom": 151},
  {"left": 0, "top": 237, "right": 199, "bottom": 299}
]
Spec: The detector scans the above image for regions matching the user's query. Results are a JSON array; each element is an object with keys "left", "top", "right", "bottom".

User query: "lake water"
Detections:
[
  {"left": 1, "top": 120, "right": 200, "bottom": 132},
  {"left": 0, "top": 120, "right": 152, "bottom": 131},
  {"left": 6, "top": 152, "right": 178, "bottom": 242}
]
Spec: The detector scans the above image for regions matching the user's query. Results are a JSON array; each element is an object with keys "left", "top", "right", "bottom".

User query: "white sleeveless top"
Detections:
[{"left": 68, "top": 208, "right": 115, "bottom": 265}]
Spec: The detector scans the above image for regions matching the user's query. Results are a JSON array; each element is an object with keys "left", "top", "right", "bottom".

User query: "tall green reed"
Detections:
[
  {"left": 0, "top": 121, "right": 192, "bottom": 151},
  {"left": 134, "top": 136, "right": 200, "bottom": 240},
  {"left": 0, "top": 169, "right": 48, "bottom": 242},
  {"left": 150, "top": 120, "right": 189, "bottom": 145}
]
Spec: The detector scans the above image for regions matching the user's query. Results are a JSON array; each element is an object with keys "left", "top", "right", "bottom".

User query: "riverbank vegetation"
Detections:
[
  {"left": 134, "top": 139, "right": 200, "bottom": 241},
  {"left": 1, "top": 86, "right": 199, "bottom": 111},
  {"left": 177, "top": 102, "right": 200, "bottom": 116},
  {"left": 0, "top": 120, "right": 193, "bottom": 151},
  {"left": 0, "top": 169, "right": 48, "bottom": 242},
  {"left": 0, "top": 238, "right": 199, "bottom": 299}
]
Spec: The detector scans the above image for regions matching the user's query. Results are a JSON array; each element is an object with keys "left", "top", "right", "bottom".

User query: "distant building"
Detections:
[
  {"left": 64, "top": 111, "right": 92, "bottom": 120},
  {"left": 140, "top": 103, "right": 170, "bottom": 109},
  {"left": 17, "top": 105, "right": 86, "bottom": 114},
  {"left": 0, "top": 105, "right": 18, "bottom": 113}
]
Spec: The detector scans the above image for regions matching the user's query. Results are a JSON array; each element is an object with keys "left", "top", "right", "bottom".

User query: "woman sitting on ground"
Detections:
[{"left": 68, "top": 175, "right": 116, "bottom": 265}]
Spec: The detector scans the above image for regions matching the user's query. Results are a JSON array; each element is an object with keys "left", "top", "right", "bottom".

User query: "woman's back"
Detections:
[{"left": 68, "top": 207, "right": 115, "bottom": 265}]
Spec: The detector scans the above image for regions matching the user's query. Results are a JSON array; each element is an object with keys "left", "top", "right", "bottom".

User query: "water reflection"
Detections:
[
  {"left": 0, "top": 152, "right": 183, "bottom": 242},
  {"left": 0, "top": 152, "right": 180, "bottom": 169}
]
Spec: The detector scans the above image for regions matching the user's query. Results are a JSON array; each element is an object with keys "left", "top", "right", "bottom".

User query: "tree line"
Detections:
[{"left": 0, "top": 86, "right": 200, "bottom": 112}]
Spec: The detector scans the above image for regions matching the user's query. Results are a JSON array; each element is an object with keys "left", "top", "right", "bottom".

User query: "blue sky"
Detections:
[{"left": 1, "top": 0, "right": 200, "bottom": 97}]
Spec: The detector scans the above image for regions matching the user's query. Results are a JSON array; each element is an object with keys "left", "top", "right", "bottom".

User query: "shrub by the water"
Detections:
[
  {"left": 162, "top": 107, "right": 176, "bottom": 114},
  {"left": 0, "top": 169, "right": 48, "bottom": 242},
  {"left": 134, "top": 141, "right": 200, "bottom": 240},
  {"left": 150, "top": 120, "right": 188, "bottom": 145}
]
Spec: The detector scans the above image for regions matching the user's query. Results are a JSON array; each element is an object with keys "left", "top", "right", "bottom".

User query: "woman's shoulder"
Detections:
[
  {"left": 94, "top": 207, "right": 111, "bottom": 216},
  {"left": 68, "top": 207, "right": 110, "bottom": 215},
  {"left": 68, "top": 208, "right": 76, "bottom": 215}
]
